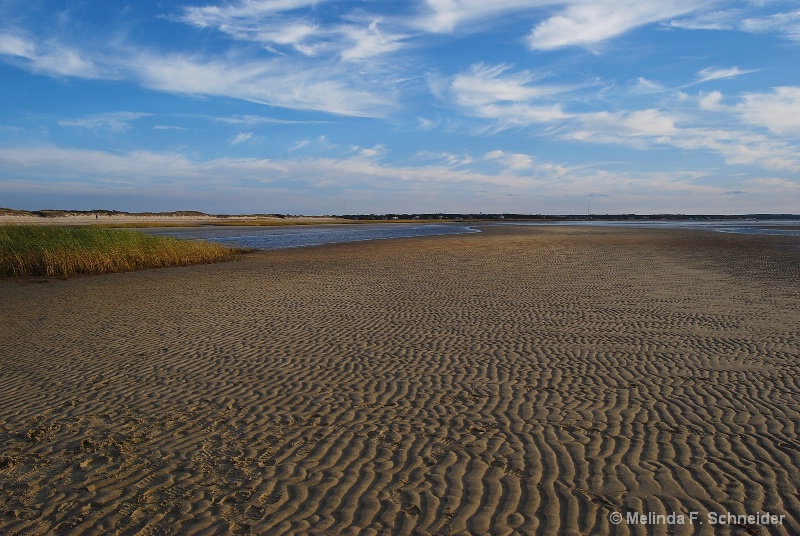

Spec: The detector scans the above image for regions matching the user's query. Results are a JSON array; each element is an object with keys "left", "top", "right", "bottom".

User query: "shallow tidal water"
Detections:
[
  {"left": 141, "top": 223, "right": 480, "bottom": 250},
  {"left": 140, "top": 219, "right": 800, "bottom": 251}
]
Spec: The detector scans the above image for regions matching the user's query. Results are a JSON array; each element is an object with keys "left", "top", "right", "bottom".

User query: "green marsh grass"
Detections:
[{"left": 0, "top": 226, "right": 241, "bottom": 277}]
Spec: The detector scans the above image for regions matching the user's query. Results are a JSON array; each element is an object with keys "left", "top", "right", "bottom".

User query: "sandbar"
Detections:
[{"left": 1, "top": 225, "right": 799, "bottom": 535}]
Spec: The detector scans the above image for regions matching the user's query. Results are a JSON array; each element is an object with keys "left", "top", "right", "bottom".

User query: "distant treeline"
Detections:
[
  {"left": 2, "top": 208, "right": 798, "bottom": 221},
  {"left": 339, "top": 213, "right": 800, "bottom": 221}
]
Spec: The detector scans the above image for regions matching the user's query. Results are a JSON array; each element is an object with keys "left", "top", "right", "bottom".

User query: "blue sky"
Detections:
[{"left": 1, "top": 0, "right": 799, "bottom": 215}]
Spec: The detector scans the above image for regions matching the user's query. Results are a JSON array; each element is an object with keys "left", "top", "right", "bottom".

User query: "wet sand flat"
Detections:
[{"left": 1, "top": 225, "right": 800, "bottom": 535}]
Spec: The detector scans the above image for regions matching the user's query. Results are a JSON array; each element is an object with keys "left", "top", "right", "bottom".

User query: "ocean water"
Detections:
[{"left": 142, "top": 223, "right": 479, "bottom": 250}]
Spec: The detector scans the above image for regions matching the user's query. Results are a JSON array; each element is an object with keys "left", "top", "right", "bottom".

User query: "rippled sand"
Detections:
[{"left": 1, "top": 225, "right": 799, "bottom": 535}]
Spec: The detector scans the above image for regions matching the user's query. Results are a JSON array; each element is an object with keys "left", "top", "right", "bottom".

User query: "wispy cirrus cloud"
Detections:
[
  {"left": 0, "top": 24, "right": 398, "bottom": 117},
  {"left": 58, "top": 112, "right": 152, "bottom": 132},
  {"left": 448, "top": 63, "right": 570, "bottom": 126},
  {"left": 740, "top": 9, "right": 800, "bottom": 40},
  {"left": 179, "top": 0, "right": 716, "bottom": 60},
  {"left": 444, "top": 63, "right": 800, "bottom": 172},
  {"left": 668, "top": 9, "right": 743, "bottom": 30},
  {"left": 631, "top": 77, "right": 669, "bottom": 94},
  {"left": 414, "top": 0, "right": 541, "bottom": 33},
  {"left": 415, "top": 0, "right": 708, "bottom": 50},
  {"left": 527, "top": 0, "right": 705, "bottom": 50},
  {"left": 180, "top": 0, "right": 409, "bottom": 62},
  {"left": 0, "top": 144, "right": 533, "bottom": 195},
  {"left": 231, "top": 132, "right": 254, "bottom": 145},
  {"left": 671, "top": 7, "right": 800, "bottom": 41},
  {"left": 691, "top": 66, "right": 757, "bottom": 85},
  {"left": 339, "top": 18, "right": 409, "bottom": 61},
  {"left": 0, "top": 33, "right": 100, "bottom": 77},
  {"left": 561, "top": 107, "right": 800, "bottom": 172},
  {"left": 564, "top": 109, "right": 681, "bottom": 145},
  {"left": 180, "top": 0, "right": 325, "bottom": 29},
  {"left": 128, "top": 52, "right": 396, "bottom": 117},
  {"left": 213, "top": 114, "right": 329, "bottom": 126},
  {"left": 415, "top": 151, "right": 475, "bottom": 167}
]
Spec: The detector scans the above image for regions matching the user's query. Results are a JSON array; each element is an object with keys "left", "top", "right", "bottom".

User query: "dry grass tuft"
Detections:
[{"left": 0, "top": 226, "right": 242, "bottom": 277}]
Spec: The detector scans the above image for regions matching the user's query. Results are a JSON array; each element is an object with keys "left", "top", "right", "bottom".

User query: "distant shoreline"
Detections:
[
  {"left": 0, "top": 210, "right": 347, "bottom": 227},
  {"left": 2, "top": 207, "right": 799, "bottom": 228}
]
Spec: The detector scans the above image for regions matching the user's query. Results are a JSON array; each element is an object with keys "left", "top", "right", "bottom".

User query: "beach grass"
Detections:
[{"left": 0, "top": 226, "right": 241, "bottom": 277}]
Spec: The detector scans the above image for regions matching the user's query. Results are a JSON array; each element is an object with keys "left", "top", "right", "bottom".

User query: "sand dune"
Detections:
[
  {"left": 0, "top": 213, "right": 343, "bottom": 226},
  {"left": 1, "top": 225, "right": 799, "bottom": 535}
]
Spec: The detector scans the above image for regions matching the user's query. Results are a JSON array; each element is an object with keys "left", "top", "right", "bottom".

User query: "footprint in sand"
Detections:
[{"left": 261, "top": 490, "right": 283, "bottom": 505}]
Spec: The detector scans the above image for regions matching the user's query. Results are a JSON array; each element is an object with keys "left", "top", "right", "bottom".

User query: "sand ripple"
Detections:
[{"left": 1, "top": 226, "right": 799, "bottom": 535}]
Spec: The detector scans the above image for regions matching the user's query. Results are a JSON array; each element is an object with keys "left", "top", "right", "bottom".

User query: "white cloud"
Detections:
[
  {"left": 449, "top": 64, "right": 569, "bottom": 126},
  {"left": 443, "top": 60, "right": 800, "bottom": 173},
  {"left": 741, "top": 10, "right": 800, "bottom": 41},
  {"left": 416, "top": 117, "right": 438, "bottom": 130},
  {"left": 565, "top": 109, "right": 681, "bottom": 147},
  {"left": 231, "top": 132, "right": 254, "bottom": 145},
  {"left": 697, "top": 87, "right": 800, "bottom": 137},
  {"left": 669, "top": 10, "right": 742, "bottom": 30},
  {"left": 555, "top": 104, "right": 800, "bottom": 172},
  {"left": 632, "top": 77, "right": 667, "bottom": 94},
  {"left": 181, "top": 0, "right": 325, "bottom": 29},
  {"left": 214, "top": 114, "right": 328, "bottom": 125},
  {"left": 748, "top": 177, "right": 800, "bottom": 193},
  {"left": 0, "top": 144, "right": 528, "bottom": 194},
  {"left": 0, "top": 146, "right": 196, "bottom": 185},
  {"left": 0, "top": 33, "right": 99, "bottom": 77},
  {"left": 3, "top": 144, "right": 799, "bottom": 214},
  {"left": 415, "top": 151, "right": 475, "bottom": 167},
  {"left": 339, "top": 19, "right": 408, "bottom": 61},
  {"left": 0, "top": 28, "right": 397, "bottom": 117},
  {"left": 58, "top": 112, "right": 151, "bottom": 132},
  {"left": 350, "top": 144, "right": 386, "bottom": 158},
  {"left": 528, "top": 0, "right": 704, "bottom": 50},
  {"left": 484, "top": 150, "right": 534, "bottom": 170},
  {"left": 668, "top": 128, "right": 800, "bottom": 171},
  {"left": 729, "top": 86, "right": 800, "bottom": 136},
  {"left": 263, "top": 22, "right": 319, "bottom": 46},
  {"left": 289, "top": 139, "right": 311, "bottom": 151},
  {"left": 180, "top": 1, "right": 408, "bottom": 62},
  {"left": 288, "top": 135, "right": 338, "bottom": 153},
  {"left": 691, "top": 66, "right": 757, "bottom": 85},
  {"left": 444, "top": 62, "right": 800, "bottom": 173},
  {"left": 130, "top": 53, "right": 395, "bottom": 117},
  {"left": 415, "top": 0, "right": 542, "bottom": 33},
  {"left": 698, "top": 90, "right": 724, "bottom": 110},
  {"left": 0, "top": 34, "right": 35, "bottom": 57},
  {"left": 191, "top": 16, "right": 325, "bottom": 57},
  {"left": 671, "top": 8, "right": 800, "bottom": 41},
  {"left": 416, "top": 0, "right": 707, "bottom": 50},
  {"left": 452, "top": 64, "right": 550, "bottom": 105},
  {"left": 256, "top": 23, "right": 322, "bottom": 56}
]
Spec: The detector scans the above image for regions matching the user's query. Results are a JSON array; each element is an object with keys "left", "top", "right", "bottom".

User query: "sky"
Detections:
[{"left": 1, "top": 1, "right": 799, "bottom": 215}]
